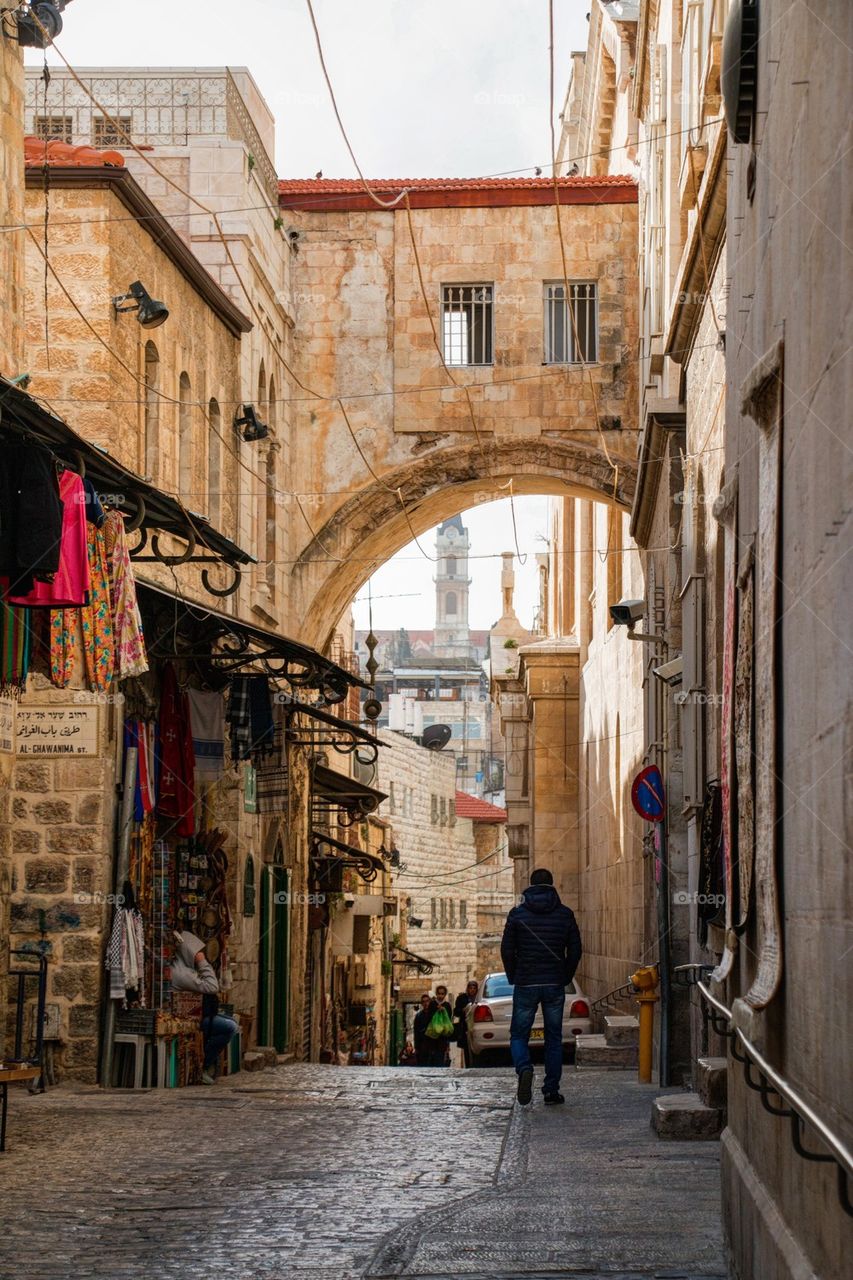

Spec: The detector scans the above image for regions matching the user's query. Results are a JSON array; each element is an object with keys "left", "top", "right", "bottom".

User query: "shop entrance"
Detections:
[{"left": 257, "top": 851, "right": 290, "bottom": 1053}]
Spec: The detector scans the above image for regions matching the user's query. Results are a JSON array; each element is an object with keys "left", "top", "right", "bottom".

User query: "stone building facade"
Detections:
[
  {"left": 375, "top": 729, "right": 510, "bottom": 1003},
  {"left": 719, "top": 3, "right": 852, "bottom": 1277}
]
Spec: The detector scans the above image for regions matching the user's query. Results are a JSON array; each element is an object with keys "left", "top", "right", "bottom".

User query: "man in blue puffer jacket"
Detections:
[{"left": 501, "top": 868, "right": 582, "bottom": 1106}]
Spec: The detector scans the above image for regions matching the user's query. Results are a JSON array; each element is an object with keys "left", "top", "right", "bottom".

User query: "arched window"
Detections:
[
  {"left": 143, "top": 341, "right": 159, "bottom": 478},
  {"left": 445, "top": 591, "right": 457, "bottom": 616},
  {"left": 178, "top": 372, "right": 192, "bottom": 496},
  {"left": 208, "top": 397, "right": 221, "bottom": 526},
  {"left": 446, "top": 554, "right": 456, "bottom": 577}
]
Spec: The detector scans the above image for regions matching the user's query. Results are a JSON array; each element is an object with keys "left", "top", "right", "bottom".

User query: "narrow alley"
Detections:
[{"left": 0, "top": 1063, "right": 725, "bottom": 1280}]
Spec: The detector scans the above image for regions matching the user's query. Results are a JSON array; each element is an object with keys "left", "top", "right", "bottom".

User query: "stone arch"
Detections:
[{"left": 292, "top": 436, "right": 636, "bottom": 649}]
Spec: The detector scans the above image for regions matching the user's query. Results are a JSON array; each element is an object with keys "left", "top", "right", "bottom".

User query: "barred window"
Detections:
[
  {"left": 544, "top": 282, "right": 598, "bottom": 363},
  {"left": 448, "top": 899, "right": 456, "bottom": 929},
  {"left": 430, "top": 794, "right": 438, "bottom": 824},
  {"left": 431, "top": 897, "right": 438, "bottom": 928},
  {"left": 34, "top": 114, "right": 73, "bottom": 143},
  {"left": 442, "top": 284, "right": 493, "bottom": 365},
  {"left": 460, "top": 899, "right": 468, "bottom": 928},
  {"left": 93, "top": 114, "right": 131, "bottom": 148},
  {"left": 439, "top": 898, "right": 448, "bottom": 929}
]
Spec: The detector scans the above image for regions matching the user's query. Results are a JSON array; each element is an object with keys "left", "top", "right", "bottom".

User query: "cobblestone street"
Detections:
[{"left": 0, "top": 1064, "right": 725, "bottom": 1280}]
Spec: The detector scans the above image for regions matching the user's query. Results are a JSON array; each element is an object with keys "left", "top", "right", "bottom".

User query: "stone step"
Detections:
[
  {"left": 575, "top": 1033, "right": 638, "bottom": 1069},
  {"left": 696, "top": 1055, "right": 728, "bottom": 1110},
  {"left": 652, "top": 1091, "right": 723, "bottom": 1140},
  {"left": 604, "top": 1014, "right": 639, "bottom": 1047}
]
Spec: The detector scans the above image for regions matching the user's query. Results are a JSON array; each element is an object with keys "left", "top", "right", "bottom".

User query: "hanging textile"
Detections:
[
  {"left": 188, "top": 688, "right": 225, "bottom": 778},
  {"left": 49, "top": 520, "right": 115, "bottom": 692},
  {"left": 0, "top": 597, "right": 32, "bottom": 696},
  {"left": 106, "top": 904, "right": 147, "bottom": 1005},
  {"left": 125, "top": 719, "right": 156, "bottom": 822},
  {"left": 158, "top": 663, "right": 195, "bottom": 837},
  {"left": 103, "top": 509, "right": 148, "bottom": 680},
  {"left": 226, "top": 674, "right": 274, "bottom": 762},
  {"left": 8, "top": 469, "right": 90, "bottom": 608},
  {"left": 0, "top": 440, "right": 63, "bottom": 596}
]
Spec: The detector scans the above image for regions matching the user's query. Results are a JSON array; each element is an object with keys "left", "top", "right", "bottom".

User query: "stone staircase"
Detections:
[
  {"left": 651, "top": 1055, "right": 727, "bottom": 1140},
  {"left": 575, "top": 1013, "right": 639, "bottom": 1069}
]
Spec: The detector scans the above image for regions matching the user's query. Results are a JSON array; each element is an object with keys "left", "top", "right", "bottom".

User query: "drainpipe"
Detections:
[{"left": 99, "top": 745, "right": 137, "bottom": 1087}]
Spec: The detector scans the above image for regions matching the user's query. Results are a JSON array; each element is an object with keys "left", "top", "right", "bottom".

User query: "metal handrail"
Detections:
[
  {"left": 590, "top": 980, "right": 639, "bottom": 1016},
  {"left": 696, "top": 979, "right": 852, "bottom": 1217}
]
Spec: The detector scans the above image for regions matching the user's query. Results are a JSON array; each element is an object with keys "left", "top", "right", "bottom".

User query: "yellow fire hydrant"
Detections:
[{"left": 630, "top": 965, "right": 660, "bottom": 1083}]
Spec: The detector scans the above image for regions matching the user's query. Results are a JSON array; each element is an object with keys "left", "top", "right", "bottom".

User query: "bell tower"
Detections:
[{"left": 434, "top": 515, "right": 471, "bottom": 659}]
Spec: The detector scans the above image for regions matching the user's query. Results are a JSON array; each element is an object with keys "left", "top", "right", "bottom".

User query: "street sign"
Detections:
[{"left": 631, "top": 765, "right": 666, "bottom": 822}]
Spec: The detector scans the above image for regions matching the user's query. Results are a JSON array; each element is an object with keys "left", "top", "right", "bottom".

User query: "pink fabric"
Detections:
[{"left": 8, "top": 470, "right": 90, "bottom": 607}]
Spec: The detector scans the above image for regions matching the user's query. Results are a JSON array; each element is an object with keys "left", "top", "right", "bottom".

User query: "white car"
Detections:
[{"left": 465, "top": 971, "right": 592, "bottom": 1065}]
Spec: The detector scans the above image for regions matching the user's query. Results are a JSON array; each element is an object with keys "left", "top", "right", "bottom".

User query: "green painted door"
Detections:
[{"left": 257, "top": 864, "right": 290, "bottom": 1052}]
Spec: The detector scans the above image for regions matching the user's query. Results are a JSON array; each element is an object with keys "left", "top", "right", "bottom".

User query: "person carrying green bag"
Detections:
[{"left": 422, "top": 985, "right": 453, "bottom": 1066}]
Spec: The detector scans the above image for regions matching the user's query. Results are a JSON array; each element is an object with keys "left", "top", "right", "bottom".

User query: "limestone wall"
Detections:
[{"left": 376, "top": 730, "right": 481, "bottom": 1001}]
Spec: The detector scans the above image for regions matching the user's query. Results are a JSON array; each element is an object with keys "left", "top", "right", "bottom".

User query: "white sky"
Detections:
[
  {"left": 35, "top": 1, "right": 589, "bottom": 632},
  {"left": 351, "top": 496, "right": 551, "bottom": 633}
]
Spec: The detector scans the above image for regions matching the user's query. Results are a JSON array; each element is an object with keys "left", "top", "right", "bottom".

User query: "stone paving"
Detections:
[{"left": 0, "top": 1063, "right": 726, "bottom": 1279}]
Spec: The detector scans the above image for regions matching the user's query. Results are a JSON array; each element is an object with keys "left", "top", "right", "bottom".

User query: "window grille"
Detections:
[
  {"left": 448, "top": 899, "right": 456, "bottom": 929},
  {"left": 543, "top": 282, "right": 598, "bottom": 363},
  {"left": 430, "top": 794, "right": 438, "bottom": 824},
  {"left": 460, "top": 899, "right": 468, "bottom": 928},
  {"left": 439, "top": 899, "right": 448, "bottom": 929},
  {"left": 93, "top": 114, "right": 132, "bottom": 147},
  {"left": 431, "top": 897, "right": 438, "bottom": 928},
  {"left": 442, "top": 284, "right": 493, "bottom": 365},
  {"left": 34, "top": 114, "right": 73, "bottom": 143},
  {"left": 440, "top": 797, "right": 447, "bottom": 826}
]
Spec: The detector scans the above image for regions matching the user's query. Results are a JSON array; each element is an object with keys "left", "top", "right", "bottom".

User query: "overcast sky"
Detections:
[{"left": 35, "top": 1, "right": 589, "bottom": 634}]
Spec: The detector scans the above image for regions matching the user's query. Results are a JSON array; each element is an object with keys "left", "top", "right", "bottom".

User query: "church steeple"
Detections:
[{"left": 434, "top": 516, "right": 471, "bottom": 659}]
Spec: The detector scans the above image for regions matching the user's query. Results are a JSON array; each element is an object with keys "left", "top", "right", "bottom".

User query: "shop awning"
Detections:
[
  {"left": 281, "top": 697, "right": 384, "bottom": 763},
  {"left": 309, "top": 831, "right": 386, "bottom": 883},
  {"left": 311, "top": 763, "right": 388, "bottom": 814},
  {"left": 391, "top": 946, "right": 436, "bottom": 977},
  {"left": 137, "top": 581, "right": 366, "bottom": 705},
  {"left": 0, "top": 380, "right": 253, "bottom": 596}
]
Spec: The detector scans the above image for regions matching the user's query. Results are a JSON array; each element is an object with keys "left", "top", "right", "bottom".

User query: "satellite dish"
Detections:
[{"left": 422, "top": 724, "right": 451, "bottom": 751}]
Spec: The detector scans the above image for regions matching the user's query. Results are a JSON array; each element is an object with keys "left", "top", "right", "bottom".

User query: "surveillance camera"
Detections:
[
  {"left": 343, "top": 892, "right": 355, "bottom": 909},
  {"left": 609, "top": 598, "right": 645, "bottom": 627},
  {"left": 652, "top": 655, "right": 684, "bottom": 686}
]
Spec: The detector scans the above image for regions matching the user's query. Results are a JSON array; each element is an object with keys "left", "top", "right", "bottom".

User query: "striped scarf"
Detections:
[{"left": 0, "top": 598, "right": 31, "bottom": 696}]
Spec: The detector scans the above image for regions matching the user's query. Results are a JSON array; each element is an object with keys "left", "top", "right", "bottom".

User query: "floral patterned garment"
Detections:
[
  {"left": 104, "top": 509, "right": 148, "bottom": 679},
  {"left": 81, "top": 521, "right": 115, "bottom": 691},
  {"left": 50, "top": 520, "right": 114, "bottom": 691}
]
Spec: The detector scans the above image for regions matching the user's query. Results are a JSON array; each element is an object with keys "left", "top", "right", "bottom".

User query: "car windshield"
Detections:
[{"left": 481, "top": 975, "right": 576, "bottom": 998}]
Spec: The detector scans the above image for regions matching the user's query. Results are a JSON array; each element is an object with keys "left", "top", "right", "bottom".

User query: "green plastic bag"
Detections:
[{"left": 426, "top": 1006, "right": 454, "bottom": 1039}]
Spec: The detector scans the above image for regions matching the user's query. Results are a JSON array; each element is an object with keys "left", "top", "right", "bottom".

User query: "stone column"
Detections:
[{"left": 520, "top": 640, "right": 581, "bottom": 905}]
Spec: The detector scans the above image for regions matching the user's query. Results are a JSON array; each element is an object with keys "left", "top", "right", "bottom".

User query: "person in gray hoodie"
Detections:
[{"left": 171, "top": 930, "right": 237, "bottom": 1084}]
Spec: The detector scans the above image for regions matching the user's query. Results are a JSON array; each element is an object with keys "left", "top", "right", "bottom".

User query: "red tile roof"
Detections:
[
  {"left": 278, "top": 174, "right": 637, "bottom": 211},
  {"left": 455, "top": 791, "right": 508, "bottom": 824},
  {"left": 24, "top": 136, "right": 125, "bottom": 169}
]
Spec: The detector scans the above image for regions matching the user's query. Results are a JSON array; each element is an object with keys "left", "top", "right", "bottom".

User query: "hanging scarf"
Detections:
[
  {"left": 0, "top": 597, "right": 32, "bottom": 696},
  {"left": 104, "top": 509, "right": 148, "bottom": 680},
  {"left": 227, "top": 675, "right": 274, "bottom": 761},
  {"left": 157, "top": 663, "right": 195, "bottom": 836},
  {"left": 188, "top": 687, "right": 225, "bottom": 777}
]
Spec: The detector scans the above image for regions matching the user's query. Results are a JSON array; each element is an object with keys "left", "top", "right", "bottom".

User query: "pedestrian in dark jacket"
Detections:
[
  {"left": 412, "top": 993, "right": 432, "bottom": 1064},
  {"left": 453, "top": 981, "right": 479, "bottom": 1067},
  {"left": 500, "top": 868, "right": 582, "bottom": 1106}
]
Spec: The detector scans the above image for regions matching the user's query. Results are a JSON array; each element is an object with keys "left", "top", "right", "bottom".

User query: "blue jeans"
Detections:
[
  {"left": 510, "top": 984, "right": 566, "bottom": 1095},
  {"left": 200, "top": 1014, "right": 238, "bottom": 1071}
]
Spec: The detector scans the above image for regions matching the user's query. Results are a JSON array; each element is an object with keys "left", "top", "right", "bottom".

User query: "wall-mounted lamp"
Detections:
[
  {"left": 112, "top": 281, "right": 169, "bottom": 329},
  {"left": 12, "top": 1, "right": 70, "bottom": 48},
  {"left": 234, "top": 404, "right": 269, "bottom": 443}
]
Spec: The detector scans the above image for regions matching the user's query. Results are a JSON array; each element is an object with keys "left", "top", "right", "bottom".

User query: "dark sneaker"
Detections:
[
  {"left": 516, "top": 1067, "right": 534, "bottom": 1105},
  {"left": 543, "top": 1092, "right": 565, "bottom": 1105}
]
